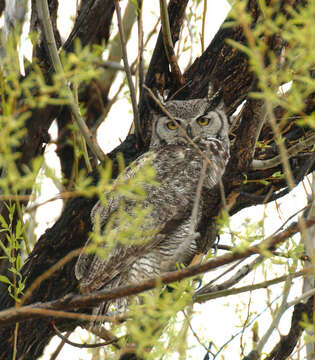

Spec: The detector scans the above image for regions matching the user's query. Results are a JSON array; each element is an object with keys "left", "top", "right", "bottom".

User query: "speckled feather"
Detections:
[{"left": 75, "top": 96, "right": 230, "bottom": 316}]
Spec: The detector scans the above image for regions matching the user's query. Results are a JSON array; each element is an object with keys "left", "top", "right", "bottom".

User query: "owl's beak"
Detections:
[{"left": 186, "top": 125, "right": 193, "bottom": 139}]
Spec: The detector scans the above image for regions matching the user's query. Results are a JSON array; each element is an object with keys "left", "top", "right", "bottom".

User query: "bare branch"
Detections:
[
  {"left": 1, "top": 218, "right": 315, "bottom": 327},
  {"left": 114, "top": 0, "right": 141, "bottom": 143},
  {"left": 265, "top": 296, "right": 313, "bottom": 360},
  {"left": 49, "top": 331, "right": 71, "bottom": 360},
  {"left": 194, "top": 268, "right": 310, "bottom": 303},
  {"left": 159, "top": 0, "right": 185, "bottom": 86},
  {"left": 36, "top": 0, "right": 108, "bottom": 163},
  {"left": 196, "top": 256, "right": 264, "bottom": 297},
  {"left": 251, "top": 133, "right": 315, "bottom": 170},
  {"left": 245, "top": 263, "right": 296, "bottom": 358},
  {"left": 51, "top": 321, "right": 117, "bottom": 348}
]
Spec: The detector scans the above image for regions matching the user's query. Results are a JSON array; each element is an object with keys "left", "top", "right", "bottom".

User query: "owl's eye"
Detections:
[
  {"left": 166, "top": 121, "right": 179, "bottom": 130},
  {"left": 197, "top": 117, "right": 210, "bottom": 126}
]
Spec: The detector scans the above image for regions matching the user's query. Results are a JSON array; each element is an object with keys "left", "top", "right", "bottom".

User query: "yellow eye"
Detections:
[
  {"left": 197, "top": 117, "right": 210, "bottom": 126},
  {"left": 167, "top": 121, "right": 178, "bottom": 130}
]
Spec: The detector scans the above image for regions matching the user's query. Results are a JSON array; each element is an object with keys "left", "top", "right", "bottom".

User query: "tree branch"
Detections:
[
  {"left": 36, "top": 0, "right": 108, "bottom": 164},
  {"left": 159, "top": 0, "right": 185, "bottom": 87},
  {"left": 195, "top": 268, "right": 310, "bottom": 303},
  {"left": 1, "top": 218, "right": 315, "bottom": 327},
  {"left": 251, "top": 133, "right": 315, "bottom": 170},
  {"left": 114, "top": 0, "right": 141, "bottom": 144}
]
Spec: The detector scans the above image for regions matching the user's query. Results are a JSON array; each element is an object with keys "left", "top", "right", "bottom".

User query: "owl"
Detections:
[{"left": 75, "top": 93, "right": 230, "bottom": 318}]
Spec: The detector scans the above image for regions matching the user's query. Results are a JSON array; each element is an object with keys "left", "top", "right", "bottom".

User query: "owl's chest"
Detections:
[{"left": 152, "top": 146, "right": 203, "bottom": 196}]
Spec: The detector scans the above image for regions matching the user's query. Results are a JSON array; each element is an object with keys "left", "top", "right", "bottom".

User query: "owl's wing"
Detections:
[
  {"left": 75, "top": 150, "right": 165, "bottom": 291},
  {"left": 75, "top": 146, "right": 193, "bottom": 293}
]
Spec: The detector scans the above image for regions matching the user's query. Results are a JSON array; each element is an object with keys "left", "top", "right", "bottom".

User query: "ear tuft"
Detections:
[{"left": 207, "top": 85, "right": 225, "bottom": 111}]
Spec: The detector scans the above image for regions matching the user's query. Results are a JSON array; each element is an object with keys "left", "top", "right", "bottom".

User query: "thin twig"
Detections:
[
  {"left": 49, "top": 331, "right": 71, "bottom": 360},
  {"left": 197, "top": 256, "right": 264, "bottom": 296},
  {"left": 287, "top": 287, "right": 315, "bottom": 309},
  {"left": 99, "top": 60, "right": 135, "bottom": 73},
  {"left": 194, "top": 268, "right": 309, "bottom": 303},
  {"left": 13, "top": 323, "right": 18, "bottom": 360},
  {"left": 89, "top": 326, "right": 121, "bottom": 349},
  {"left": 16, "top": 308, "right": 121, "bottom": 323},
  {"left": 201, "top": 0, "right": 207, "bottom": 53},
  {"left": 36, "top": 0, "right": 107, "bottom": 163},
  {"left": 91, "top": 81, "right": 126, "bottom": 133},
  {"left": 114, "top": 0, "right": 141, "bottom": 143},
  {"left": 2, "top": 220, "right": 315, "bottom": 326},
  {"left": 214, "top": 295, "right": 283, "bottom": 359},
  {"left": 253, "top": 263, "right": 296, "bottom": 356},
  {"left": 184, "top": 14, "right": 194, "bottom": 68},
  {"left": 137, "top": 0, "right": 144, "bottom": 99},
  {"left": 203, "top": 258, "right": 248, "bottom": 288},
  {"left": 159, "top": 0, "right": 185, "bottom": 86},
  {"left": 251, "top": 133, "right": 315, "bottom": 170},
  {"left": 19, "top": 248, "right": 82, "bottom": 307},
  {"left": 51, "top": 321, "right": 117, "bottom": 348}
]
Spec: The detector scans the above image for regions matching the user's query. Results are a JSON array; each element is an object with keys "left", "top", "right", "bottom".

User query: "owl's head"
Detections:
[{"left": 150, "top": 95, "right": 229, "bottom": 148}]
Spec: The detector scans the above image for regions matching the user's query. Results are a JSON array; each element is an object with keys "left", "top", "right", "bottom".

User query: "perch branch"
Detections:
[{"left": 1, "top": 218, "right": 315, "bottom": 326}]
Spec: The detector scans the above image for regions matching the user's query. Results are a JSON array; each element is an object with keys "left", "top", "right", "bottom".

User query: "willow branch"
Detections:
[
  {"left": 19, "top": 248, "right": 81, "bottom": 306},
  {"left": 194, "top": 268, "right": 310, "bottom": 303},
  {"left": 196, "top": 255, "right": 264, "bottom": 297},
  {"left": 114, "top": 0, "right": 141, "bottom": 143},
  {"left": 51, "top": 321, "right": 117, "bottom": 348},
  {"left": 265, "top": 296, "right": 313, "bottom": 360},
  {"left": 49, "top": 331, "right": 71, "bottom": 360},
  {"left": 251, "top": 133, "right": 315, "bottom": 170},
  {"left": 159, "top": 0, "right": 185, "bottom": 86},
  {"left": 1, "top": 218, "right": 315, "bottom": 326},
  {"left": 247, "top": 264, "right": 296, "bottom": 358},
  {"left": 137, "top": 0, "right": 144, "bottom": 99},
  {"left": 36, "top": 0, "right": 107, "bottom": 163}
]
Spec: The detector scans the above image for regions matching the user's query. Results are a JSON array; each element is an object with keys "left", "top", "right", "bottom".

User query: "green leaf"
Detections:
[
  {"left": 0, "top": 275, "right": 11, "bottom": 285},
  {"left": 0, "top": 214, "right": 8, "bottom": 229}
]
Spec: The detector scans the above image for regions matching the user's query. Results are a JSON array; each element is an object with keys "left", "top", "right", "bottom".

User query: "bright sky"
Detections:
[{"left": 12, "top": 0, "right": 312, "bottom": 358}]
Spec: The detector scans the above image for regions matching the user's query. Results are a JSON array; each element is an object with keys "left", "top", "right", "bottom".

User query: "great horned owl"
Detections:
[{"left": 75, "top": 93, "right": 230, "bottom": 316}]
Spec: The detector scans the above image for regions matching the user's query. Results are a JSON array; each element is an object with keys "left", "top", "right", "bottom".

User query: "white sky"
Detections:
[{"left": 12, "top": 0, "right": 312, "bottom": 358}]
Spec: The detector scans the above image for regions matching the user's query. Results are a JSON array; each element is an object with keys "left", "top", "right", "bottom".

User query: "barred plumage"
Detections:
[{"left": 75, "top": 94, "right": 230, "bottom": 318}]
